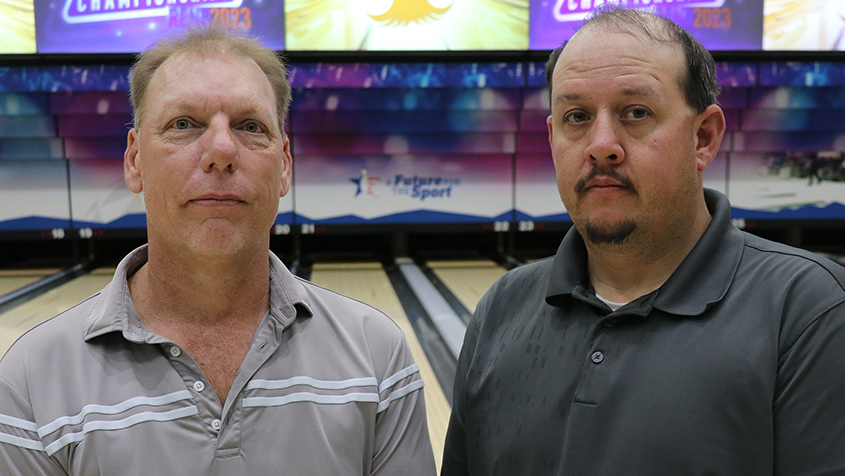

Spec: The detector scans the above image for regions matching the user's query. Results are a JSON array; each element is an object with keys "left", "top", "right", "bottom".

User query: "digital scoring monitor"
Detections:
[
  {"left": 764, "top": 0, "right": 845, "bottom": 51},
  {"left": 1, "top": 0, "right": 37, "bottom": 53},
  {"left": 285, "top": 0, "right": 529, "bottom": 51},
  {"left": 33, "top": 0, "right": 285, "bottom": 53},
  {"left": 530, "top": 0, "right": 764, "bottom": 51}
]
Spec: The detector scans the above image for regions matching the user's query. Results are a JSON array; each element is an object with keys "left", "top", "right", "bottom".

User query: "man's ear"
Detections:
[
  {"left": 694, "top": 104, "right": 726, "bottom": 172},
  {"left": 124, "top": 128, "right": 144, "bottom": 193},
  {"left": 279, "top": 136, "right": 293, "bottom": 198}
]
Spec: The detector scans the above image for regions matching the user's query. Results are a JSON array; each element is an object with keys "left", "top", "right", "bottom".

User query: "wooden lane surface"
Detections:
[
  {"left": 427, "top": 260, "right": 507, "bottom": 314},
  {"left": 0, "top": 269, "right": 58, "bottom": 297},
  {"left": 310, "top": 262, "right": 451, "bottom": 472},
  {"left": 0, "top": 269, "right": 114, "bottom": 357}
]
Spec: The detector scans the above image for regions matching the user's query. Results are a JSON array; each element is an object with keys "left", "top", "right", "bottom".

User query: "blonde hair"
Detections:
[{"left": 129, "top": 26, "right": 291, "bottom": 131}]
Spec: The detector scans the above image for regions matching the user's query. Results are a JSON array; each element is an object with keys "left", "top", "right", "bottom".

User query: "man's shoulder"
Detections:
[
  {"left": 287, "top": 277, "right": 417, "bottom": 380},
  {"left": 736, "top": 233, "right": 845, "bottom": 327},
  {"left": 488, "top": 256, "right": 556, "bottom": 296},
  {"left": 292, "top": 276, "right": 405, "bottom": 339},
  {"left": 0, "top": 291, "right": 102, "bottom": 381},
  {"left": 471, "top": 257, "right": 557, "bottom": 322},
  {"left": 740, "top": 233, "right": 845, "bottom": 292}
]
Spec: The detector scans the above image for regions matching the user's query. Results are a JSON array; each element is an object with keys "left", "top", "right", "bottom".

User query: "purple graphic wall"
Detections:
[{"left": 2, "top": 59, "right": 845, "bottom": 238}]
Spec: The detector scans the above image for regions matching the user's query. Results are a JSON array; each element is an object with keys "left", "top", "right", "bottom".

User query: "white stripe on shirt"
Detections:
[
  {"left": 245, "top": 376, "right": 378, "bottom": 392},
  {"left": 0, "top": 414, "right": 38, "bottom": 432},
  {"left": 0, "top": 432, "right": 46, "bottom": 452},
  {"left": 44, "top": 406, "right": 199, "bottom": 456},
  {"left": 38, "top": 390, "right": 193, "bottom": 437},
  {"left": 243, "top": 391, "right": 380, "bottom": 408},
  {"left": 379, "top": 363, "right": 420, "bottom": 393},
  {"left": 377, "top": 380, "right": 425, "bottom": 413}
]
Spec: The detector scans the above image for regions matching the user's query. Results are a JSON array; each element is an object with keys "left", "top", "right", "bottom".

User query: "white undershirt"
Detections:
[{"left": 595, "top": 293, "right": 629, "bottom": 311}]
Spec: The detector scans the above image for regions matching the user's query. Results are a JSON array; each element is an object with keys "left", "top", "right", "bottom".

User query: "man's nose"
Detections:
[
  {"left": 584, "top": 113, "right": 625, "bottom": 165},
  {"left": 200, "top": 116, "right": 238, "bottom": 172}
]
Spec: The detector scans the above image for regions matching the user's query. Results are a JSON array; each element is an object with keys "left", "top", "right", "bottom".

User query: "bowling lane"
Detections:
[
  {"left": 0, "top": 268, "right": 114, "bottom": 357},
  {"left": 426, "top": 260, "right": 507, "bottom": 314},
  {"left": 0, "top": 269, "right": 58, "bottom": 297},
  {"left": 310, "top": 262, "right": 451, "bottom": 472}
]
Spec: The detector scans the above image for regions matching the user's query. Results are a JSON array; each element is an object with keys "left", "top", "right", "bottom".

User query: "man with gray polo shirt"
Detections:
[
  {"left": 442, "top": 7, "right": 845, "bottom": 476},
  {"left": 0, "top": 27, "right": 435, "bottom": 475}
]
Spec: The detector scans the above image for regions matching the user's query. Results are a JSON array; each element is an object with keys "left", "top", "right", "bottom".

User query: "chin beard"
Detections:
[{"left": 583, "top": 220, "right": 637, "bottom": 245}]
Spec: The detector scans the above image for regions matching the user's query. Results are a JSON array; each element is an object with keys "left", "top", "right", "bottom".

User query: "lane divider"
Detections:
[
  {"left": 0, "top": 262, "right": 94, "bottom": 316},
  {"left": 395, "top": 258, "right": 466, "bottom": 360},
  {"left": 413, "top": 261, "right": 473, "bottom": 326},
  {"left": 383, "top": 260, "right": 457, "bottom": 405}
]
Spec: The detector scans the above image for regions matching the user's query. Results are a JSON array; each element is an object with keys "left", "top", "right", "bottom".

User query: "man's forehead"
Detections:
[
  {"left": 561, "top": 24, "right": 678, "bottom": 64},
  {"left": 155, "top": 51, "right": 251, "bottom": 82},
  {"left": 552, "top": 25, "right": 684, "bottom": 91},
  {"left": 149, "top": 52, "right": 275, "bottom": 107}
]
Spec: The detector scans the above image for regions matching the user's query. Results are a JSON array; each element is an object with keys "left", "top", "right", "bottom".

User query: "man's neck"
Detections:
[
  {"left": 129, "top": 242, "right": 271, "bottom": 328},
  {"left": 586, "top": 210, "right": 711, "bottom": 303},
  {"left": 127, "top": 241, "right": 272, "bottom": 404}
]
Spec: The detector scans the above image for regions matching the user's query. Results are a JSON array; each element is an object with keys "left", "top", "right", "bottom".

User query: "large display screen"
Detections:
[
  {"left": 21, "top": 0, "right": 845, "bottom": 53},
  {"left": 530, "top": 0, "right": 764, "bottom": 50},
  {"left": 1, "top": 0, "right": 37, "bottom": 53},
  {"left": 33, "top": 0, "right": 285, "bottom": 53},
  {"left": 763, "top": 0, "right": 845, "bottom": 51},
  {"left": 284, "top": 0, "right": 529, "bottom": 51}
]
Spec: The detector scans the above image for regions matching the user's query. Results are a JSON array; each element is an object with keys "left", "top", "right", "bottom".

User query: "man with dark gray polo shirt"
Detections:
[
  {"left": 0, "top": 27, "right": 435, "bottom": 475},
  {"left": 442, "top": 7, "right": 845, "bottom": 476}
]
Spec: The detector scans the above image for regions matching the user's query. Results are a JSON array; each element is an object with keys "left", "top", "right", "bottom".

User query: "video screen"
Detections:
[
  {"left": 34, "top": 0, "right": 285, "bottom": 53},
  {"left": 530, "top": 0, "right": 764, "bottom": 51},
  {"left": 764, "top": 0, "right": 845, "bottom": 51},
  {"left": 24, "top": 0, "right": 845, "bottom": 53},
  {"left": 1, "top": 0, "right": 37, "bottom": 53},
  {"left": 285, "top": 0, "right": 529, "bottom": 51}
]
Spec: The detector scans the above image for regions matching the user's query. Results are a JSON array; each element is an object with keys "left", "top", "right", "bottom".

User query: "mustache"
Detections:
[{"left": 574, "top": 166, "right": 637, "bottom": 196}]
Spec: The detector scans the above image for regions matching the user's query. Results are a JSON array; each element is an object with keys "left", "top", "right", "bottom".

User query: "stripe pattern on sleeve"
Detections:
[
  {"left": 241, "top": 364, "right": 423, "bottom": 414},
  {"left": 0, "top": 413, "right": 45, "bottom": 452},
  {"left": 34, "top": 390, "right": 198, "bottom": 456}
]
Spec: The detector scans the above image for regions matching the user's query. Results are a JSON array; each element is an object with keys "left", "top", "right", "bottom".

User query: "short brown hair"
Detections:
[
  {"left": 128, "top": 26, "right": 291, "bottom": 131},
  {"left": 546, "top": 7, "right": 719, "bottom": 113}
]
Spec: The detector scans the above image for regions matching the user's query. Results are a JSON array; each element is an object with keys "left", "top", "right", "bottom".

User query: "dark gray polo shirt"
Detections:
[
  {"left": 442, "top": 189, "right": 845, "bottom": 476},
  {"left": 0, "top": 247, "right": 436, "bottom": 475}
]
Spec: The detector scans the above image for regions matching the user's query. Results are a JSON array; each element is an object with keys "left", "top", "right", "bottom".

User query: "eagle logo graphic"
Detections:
[{"left": 369, "top": 0, "right": 453, "bottom": 26}]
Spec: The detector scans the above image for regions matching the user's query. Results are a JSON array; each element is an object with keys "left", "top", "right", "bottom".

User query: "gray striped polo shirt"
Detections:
[{"left": 0, "top": 246, "right": 435, "bottom": 475}]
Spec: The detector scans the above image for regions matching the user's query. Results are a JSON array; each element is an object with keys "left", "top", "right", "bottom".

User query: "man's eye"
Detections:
[
  {"left": 627, "top": 108, "right": 649, "bottom": 119},
  {"left": 174, "top": 119, "right": 191, "bottom": 129},
  {"left": 244, "top": 122, "right": 261, "bottom": 133},
  {"left": 565, "top": 111, "right": 589, "bottom": 124}
]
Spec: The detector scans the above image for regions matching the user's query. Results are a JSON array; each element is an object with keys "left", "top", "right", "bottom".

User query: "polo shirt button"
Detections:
[
  {"left": 603, "top": 319, "right": 616, "bottom": 328},
  {"left": 193, "top": 381, "right": 205, "bottom": 392},
  {"left": 169, "top": 346, "right": 182, "bottom": 358},
  {"left": 211, "top": 419, "right": 222, "bottom": 431},
  {"left": 591, "top": 351, "right": 604, "bottom": 364}
]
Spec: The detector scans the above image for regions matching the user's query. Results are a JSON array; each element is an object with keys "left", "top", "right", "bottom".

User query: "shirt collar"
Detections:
[
  {"left": 545, "top": 189, "right": 744, "bottom": 317},
  {"left": 268, "top": 251, "right": 314, "bottom": 326},
  {"left": 83, "top": 245, "right": 313, "bottom": 342}
]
